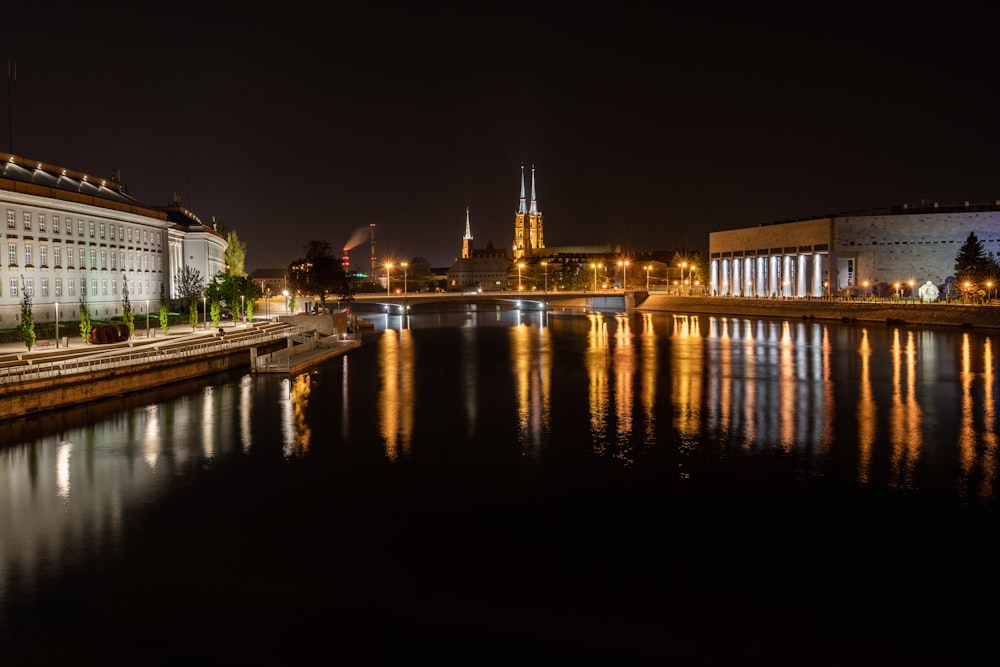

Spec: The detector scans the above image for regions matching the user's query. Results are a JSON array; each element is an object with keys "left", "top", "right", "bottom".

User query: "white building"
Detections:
[
  {"left": 709, "top": 201, "right": 1000, "bottom": 298},
  {"left": 0, "top": 151, "right": 226, "bottom": 328}
]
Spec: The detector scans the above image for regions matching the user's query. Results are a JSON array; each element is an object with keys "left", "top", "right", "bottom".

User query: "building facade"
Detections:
[
  {"left": 708, "top": 201, "right": 1000, "bottom": 298},
  {"left": 447, "top": 205, "right": 511, "bottom": 291},
  {"left": 0, "top": 151, "right": 226, "bottom": 328}
]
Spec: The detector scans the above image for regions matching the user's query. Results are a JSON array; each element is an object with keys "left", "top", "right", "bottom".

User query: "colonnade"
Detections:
[{"left": 709, "top": 252, "right": 828, "bottom": 298}]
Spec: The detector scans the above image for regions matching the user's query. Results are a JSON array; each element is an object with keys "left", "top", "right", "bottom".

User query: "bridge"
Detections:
[{"left": 347, "top": 290, "right": 636, "bottom": 314}]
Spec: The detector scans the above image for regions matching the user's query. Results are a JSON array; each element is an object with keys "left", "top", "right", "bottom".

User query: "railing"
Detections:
[{"left": 0, "top": 325, "right": 311, "bottom": 385}]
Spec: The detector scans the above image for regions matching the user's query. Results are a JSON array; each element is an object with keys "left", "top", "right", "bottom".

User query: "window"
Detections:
[
  {"left": 101, "top": 249, "right": 107, "bottom": 269},
  {"left": 6, "top": 210, "right": 14, "bottom": 229},
  {"left": 88, "top": 221, "right": 95, "bottom": 237},
  {"left": 25, "top": 278, "right": 33, "bottom": 296},
  {"left": 127, "top": 228, "right": 132, "bottom": 242},
  {"left": 24, "top": 243, "right": 32, "bottom": 266},
  {"left": 77, "top": 220, "right": 84, "bottom": 236},
  {"left": 22, "top": 211, "right": 31, "bottom": 230},
  {"left": 68, "top": 279, "right": 75, "bottom": 296},
  {"left": 78, "top": 248, "right": 85, "bottom": 267},
  {"left": 53, "top": 216, "right": 60, "bottom": 234},
  {"left": 54, "top": 246, "right": 61, "bottom": 267},
  {"left": 9, "top": 278, "right": 17, "bottom": 297},
  {"left": 90, "top": 248, "right": 96, "bottom": 269},
  {"left": 55, "top": 278, "right": 62, "bottom": 297},
  {"left": 41, "top": 278, "right": 49, "bottom": 297},
  {"left": 40, "top": 244, "right": 47, "bottom": 267},
  {"left": 119, "top": 250, "right": 124, "bottom": 269},
  {"left": 8, "top": 242, "right": 16, "bottom": 265},
  {"left": 99, "top": 223, "right": 106, "bottom": 238},
  {"left": 38, "top": 214, "right": 46, "bottom": 232},
  {"left": 91, "top": 279, "right": 97, "bottom": 296},
  {"left": 110, "top": 251, "right": 116, "bottom": 270},
  {"left": 119, "top": 225, "right": 124, "bottom": 240},
  {"left": 102, "top": 279, "right": 108, "bottom": 296},
  {"left": 109, "top": 225, "right": 115, "bottom": 241},
  {"left": 111, "top": 279, "right": 117, "bottom": 295}
]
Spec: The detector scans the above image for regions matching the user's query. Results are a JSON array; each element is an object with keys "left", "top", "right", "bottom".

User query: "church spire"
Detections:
[
  {"left": 517, "top": 163, "right": 527, "bottom": 215},
  {"left": 464, "top": 206, "right": 472, "bottom": 240},
  {"left": 529, "top": 164, "right": 539, "bottom": 215}
]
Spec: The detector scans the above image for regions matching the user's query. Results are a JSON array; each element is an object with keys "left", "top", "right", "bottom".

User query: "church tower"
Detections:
[
  {"left": 512, "top": 163, "right": 543, "bottom": 260},
  {"left": 462, "top": 206, "right": 473, "bottom": 259}
]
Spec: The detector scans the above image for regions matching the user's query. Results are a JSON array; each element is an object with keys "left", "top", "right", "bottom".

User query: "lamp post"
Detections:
[
  {"left": 618, "top": 260, "right": 629, "bottom": 289},
  {"left": 240, "top": 294, "right": 245, "bottom": 322},
  {"left": 542, "top": 261, "right": 548, "bottom": 294},
  {"left": 988, "top": 281, "right": 995, "bottom": 302},
  {"left": 863, "top": 280, "right": 870, "bottom": 298},
  {"left": 145, "top": 299, "right": 150, "bottom": 336},
  {"left": 908, "top": 280, "right": 915, "bottom": 303},
  {"left": 283, "top": 289, "right": 289, "bottom": 313},
  {"left": 894, "top": 282, "right": 901, "bottom": 300},
  {"left": 591, "top": 262, "right": 602, "bottom": 291},
  {"left": 385, "top": 262, "right": 393, "bottom": 296},
  {"left": 645, "top": 265, "right": 651, "bottom": 291},
  {"left": 202, "top": 295, "right": 207, "bottom": 330},
  {"left": 401, "top": 262, "right": 408, "bottom": 294},
  {"left": 680, "top": 262, "right": 688, "bottom": 294},
  {"left": 55, "top": 302, "right": 60, "bottom": 348},
  {"left": 517, "top": 262, "right": 524, "bottom": 291}
]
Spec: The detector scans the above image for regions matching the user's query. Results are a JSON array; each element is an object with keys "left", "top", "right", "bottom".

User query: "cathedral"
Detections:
[{"left": 512, "top": 164, "right": 543, "bottom": 260}]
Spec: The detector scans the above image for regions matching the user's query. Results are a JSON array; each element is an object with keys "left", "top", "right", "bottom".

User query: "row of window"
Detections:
[
  {"left": 5, "top": 209, "right": 161, "bottom": 246},
  {"left": 6, "top": 242, "right": 162, "bottom": 272},
  {"left": 2, "top": 277, "right": 160, "bottom": 298}
]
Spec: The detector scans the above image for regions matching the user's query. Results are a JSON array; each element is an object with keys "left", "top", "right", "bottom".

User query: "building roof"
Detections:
[{"left": 0, "top": 151, "right": 163, "bottom": 217}]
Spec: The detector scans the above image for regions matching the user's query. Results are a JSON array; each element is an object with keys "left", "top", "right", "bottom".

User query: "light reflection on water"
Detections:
[{"left": 2, "top": 309, "right": 1000, "bottom": 616}]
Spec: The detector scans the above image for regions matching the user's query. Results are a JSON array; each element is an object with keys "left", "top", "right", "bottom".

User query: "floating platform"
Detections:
[{"left": 253, "top": 336, "right": 361, "bottom": 374}]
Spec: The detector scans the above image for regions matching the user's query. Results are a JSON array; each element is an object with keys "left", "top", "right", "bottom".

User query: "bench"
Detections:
[{"left": 35, "top": 340, "right": 52, "bottom": 349}]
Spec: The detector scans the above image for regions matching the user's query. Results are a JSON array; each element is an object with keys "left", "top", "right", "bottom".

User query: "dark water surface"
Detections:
[{"left": 1, "top": 310, "right": 998, "bottom": 664}]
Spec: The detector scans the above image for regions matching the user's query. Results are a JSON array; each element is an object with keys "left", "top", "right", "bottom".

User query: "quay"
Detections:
[{"left": 0, "top": 314, "right": 361, "bottom": 422}]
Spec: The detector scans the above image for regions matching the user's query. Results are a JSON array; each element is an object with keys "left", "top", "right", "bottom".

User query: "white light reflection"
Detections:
[
  {"left": 56, "top": 440, "right": 73, "bottom": 501},
  {"left": 281, "top": 377, "right": 294, "bottom": 458},
  {"left": 142, "top": 404, "right": 162, "bottom": 468},
  {"left": 202, "top": 385, "right": 215, "bottom": 458},
  {"left": 612, "top": 313, "right": 635, "bottom": 465},
  {"left": 240, "top": 373, "right": 253, "bottom": 452},
  {"left": 857, "top": 328, "right": 876, "bottom": 485}
]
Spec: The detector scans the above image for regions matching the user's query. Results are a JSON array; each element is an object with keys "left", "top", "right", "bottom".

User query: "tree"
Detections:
[
  {"left": 121, "top": 273, "right": 135, "bottom": 338},
  {"left": 79, "top": 289, "right": 92, "bottom": 344},
  {"left": 159, "top": 283, "right": 171, "bottom": 335},
  {"left": 287, "top": 240, "right": 349, "bottom": 308},
  {"left": 406, "top": 257, "right": 436, "bottom": 291},
  {"left": 288, "top": 292, "right": 297, "bottom": 314},
  {"left": 19, "top": 276, "right": 36, "bottom": 351},
  {"left": 189, "top": 300, "right": 198, "bottom": 331},
  {"left": 224, "top": 230, "right": 247, "bottom": 277},
  {"left": 954, "top": 232, "right": 993, "bottom": 286},
  {"left": 174, "top": 266, "right": 205, "bottom": 301},
  {"left": 211, "top": 299, "right": 221, "bottom": 328}
]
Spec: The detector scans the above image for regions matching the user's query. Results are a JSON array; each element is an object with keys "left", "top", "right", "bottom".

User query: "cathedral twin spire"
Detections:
[{"left": 513, "top": 162, "right": 543, "bottom": 260}]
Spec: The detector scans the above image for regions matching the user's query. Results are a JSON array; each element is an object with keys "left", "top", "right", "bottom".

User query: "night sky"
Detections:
[{"left": 4, "top": 4, "right": 998, "bottom": 272}]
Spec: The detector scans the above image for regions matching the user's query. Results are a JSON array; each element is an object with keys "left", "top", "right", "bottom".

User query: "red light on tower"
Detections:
[{"left": 341, "top": 247, "right": 350, "bottom": 268}]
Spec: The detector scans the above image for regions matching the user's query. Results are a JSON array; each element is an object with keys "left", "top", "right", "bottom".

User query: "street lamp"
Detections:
[
  {"left": 894, "top": 282, "right": 901, "bottom": 300},
  {"left": 618, "top": 260, "right": 629, "bottom": 289},
  {"left": 988, "top": 281, "right": 994, "bottom": 302},
  {"left": 591, "top": 262, "right": 602, "bottom": 291},
  {"left": 145, "top": 299, "right": 150, "bottom": 336},
  {"left": 55, "top": 302, "right": 60, "bottom": 348},
  {"left": 542, "top": 261, "right": 548, "bottom": 294},
  {"left": 401, "top": 262, "right": 408, "bottom": 294},
  {"left": 680, "top": 262, "right": 688, "bottom": 293},
  {"left": 283, "top": 289, "right": 289, "bottom": 313},
  {"left": 240, "top": 294, "right": 245, "bottom": 322},
  {"left": 645, "top": 265, "right": 651, "bottom": 291},
  {"left": 517, "top": 262, "right": 524, "bottom": 291},
  {"left": 908, "top": 280, "right": 915, "bottom": 302},
  {"left": 385, "top": 263, "right": 393, "bottom": 296},
  {"left": 863, "top": 280, "right": 870, "bottom": 298},
  {"left": 202, "top": 294, "right": 207, "bottom": 329}
]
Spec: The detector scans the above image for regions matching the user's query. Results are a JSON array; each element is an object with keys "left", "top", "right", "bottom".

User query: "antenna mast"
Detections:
[
  {"left": 6, "top": 59, "right": 14, "bottom": 154},
  {"left": 370, "top": 223, "right": 377, "bottom": 278}
]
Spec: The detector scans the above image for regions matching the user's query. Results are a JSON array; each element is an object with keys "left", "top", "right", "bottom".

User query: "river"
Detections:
[{"left": 1, "top": 308, "right": 997, "bottom": 664}]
